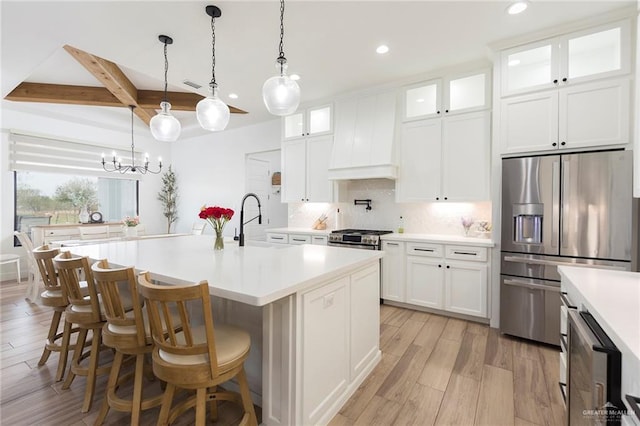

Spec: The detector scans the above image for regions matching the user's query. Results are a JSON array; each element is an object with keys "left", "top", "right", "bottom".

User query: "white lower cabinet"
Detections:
[
  {"left": 444, "top": 261, "right": 488, "bottom": 317},
  {"left": 406, "top": 256, "right": 444, "bottom": 309},
  {"left": 266, "top": 231, "right": 329, "bottom": 246},
  {"left": 301, "top": 276, "right": 349, "bottom": 425},
  {"left": 383, "top": 239, "right": 490, "bottom": 319},
  {"left": 300, "top": 263, "right": 380, "bottom": 425},
  {"left": 381, "top": 241, "right": 405, "bottom": 302},
  {"left": 349, "top": 265, "right": 380, "bottom": 381}
]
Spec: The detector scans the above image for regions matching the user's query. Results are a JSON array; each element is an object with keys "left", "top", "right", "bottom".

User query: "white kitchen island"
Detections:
[{"left": 67, "top": 234, "right": 383, "bottom": 426}]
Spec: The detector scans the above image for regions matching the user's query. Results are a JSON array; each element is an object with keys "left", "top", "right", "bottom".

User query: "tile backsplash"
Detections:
[{"left": 287, "top": 179, "right": 492, "bottom": 237}]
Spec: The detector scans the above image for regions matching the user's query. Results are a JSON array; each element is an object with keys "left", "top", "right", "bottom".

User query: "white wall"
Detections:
[
  {"left": 0, "top": 103, "right": 171, "bottom": 280},
  {"left": 171, "top": 119, "right": 281, "bottom": 237}
]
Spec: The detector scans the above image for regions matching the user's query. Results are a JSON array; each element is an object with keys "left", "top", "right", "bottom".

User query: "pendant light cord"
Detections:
[
  {"left": 210, "top": 14, "right": 217, "bottom": 88},
  {"left": 162, "top": 42, "right": 169, "bottom": 102}
]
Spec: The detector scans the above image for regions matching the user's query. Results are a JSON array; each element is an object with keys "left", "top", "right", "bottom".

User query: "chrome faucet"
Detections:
[{"left": 238, "top": 193, "right": 262, "bottom": 247}]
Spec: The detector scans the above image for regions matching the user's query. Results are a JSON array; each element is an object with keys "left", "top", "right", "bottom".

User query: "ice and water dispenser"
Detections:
[{"left": 512, "top": 204, "right": 543, "bottom": 245}]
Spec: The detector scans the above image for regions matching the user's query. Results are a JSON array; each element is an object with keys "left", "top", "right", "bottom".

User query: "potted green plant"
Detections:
[{"left": 157, "top": 166, "right": 178, "bottom": 233}]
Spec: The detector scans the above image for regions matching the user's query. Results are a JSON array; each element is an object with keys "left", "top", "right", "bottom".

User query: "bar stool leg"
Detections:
[
  {"left": 55, "top": 320, "right": 73, "bottom": 381},
  {"left": 62, "top": 328, "right": 88, "bottom": 389},
  {"left": 81, "top": 329, "right": 102, "bottom": 413},
  {"left": 38, "top": 310, "right": 63, "bottom": 366}
]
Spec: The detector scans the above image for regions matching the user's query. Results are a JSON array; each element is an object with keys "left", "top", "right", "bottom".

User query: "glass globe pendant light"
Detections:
[
  {"left": 262, "top": 0, "right": 300, "bottom": 116},
  {"left": 196, "top": 5, "right": 230, "bottom": 132},
  {"left": 149, "top": 35, "right": 181, "bottom": 142}
]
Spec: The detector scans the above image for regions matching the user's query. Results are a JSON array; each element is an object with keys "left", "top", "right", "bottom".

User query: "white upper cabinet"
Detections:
[
  {"left": 501, "top": 78, "right": 630, "bottom": 154},
  {"left": 403, "top": 79, "right": 442, "bottom": 121},
  {"left": 501, "top": 19, "right": 630, "bottom": 96},
  {"left": 283, "top": 104, "right": 333, "bottom": 140},
  {"left": 281, "top": 135, "right": 335, "bottom": 203},
  {"left": 403, "top": 69, "right": 490, "bottom": 121},
  {"left": 397, "top": 111, "right": 491, "bottom": 202}
]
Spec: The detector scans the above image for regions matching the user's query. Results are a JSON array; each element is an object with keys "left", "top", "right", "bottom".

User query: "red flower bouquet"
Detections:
[{"left": 199, "top": 206, "right": 234, "bottom": 250}]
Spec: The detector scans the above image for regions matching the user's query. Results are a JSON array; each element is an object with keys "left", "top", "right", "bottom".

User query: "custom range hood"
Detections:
[{"left": 327, "top": 89, "right": 398, "bottom": 180}]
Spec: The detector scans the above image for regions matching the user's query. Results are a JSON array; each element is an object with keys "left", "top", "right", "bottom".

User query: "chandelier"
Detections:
[
  {"left": 102, "top": 105, "right": 162, "bottom": 174},
  {"left": 262, "top": 0, "right": 300, "bottom": 116},
  {"left": 149, "top": 34, "right": 181, "bottom": 142},
  {"left": 196, "top": 5, "right": 230, "bottom": 131}
]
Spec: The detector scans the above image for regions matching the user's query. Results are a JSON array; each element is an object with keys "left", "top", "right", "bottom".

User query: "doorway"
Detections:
[{"left": 245, "top": 150, "right": 287, "bottom": 241}]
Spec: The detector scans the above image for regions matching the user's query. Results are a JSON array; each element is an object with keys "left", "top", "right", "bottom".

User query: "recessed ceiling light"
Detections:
[
  {"left": 376, "top": 45, "right": 389, "bottom": 54},
  {"left": 290, "top": 74, "right": 300, "bottom": 81},
  {"left": 508, "top": 59, "right": 521, "bottom": 67},
  {"left": 507, "top": 1, "right": 528, "bottom": 15},
  {"left": 228, "top": 93, "right": 238, "bottom": 99}
]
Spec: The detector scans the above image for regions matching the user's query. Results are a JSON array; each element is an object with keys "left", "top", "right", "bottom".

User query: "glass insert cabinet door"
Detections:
[
  {"left": 501, "top": 19, "right": 630, "bottom": 96},
  {"left": 447, "top": 73, "right": 488, "bottom": 113},
  {"left": 404, "top": 79, "right": 441, "bottom": 120},
  {"left": 283, "top": 105, "right": 333, "bottom": 139}
]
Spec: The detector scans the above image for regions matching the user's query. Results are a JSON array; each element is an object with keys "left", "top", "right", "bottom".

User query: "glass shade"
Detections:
[
  {"left": 196, "top": 87, "right": 230, "bottom": 131},
  {"left": 263, "top": 62, "right": 300, "bottom": 116},
  {"left": 150, "top": 101, "right": 181, "bottom": 142}
]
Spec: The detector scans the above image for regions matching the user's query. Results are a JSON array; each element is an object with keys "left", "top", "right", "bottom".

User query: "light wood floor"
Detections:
[
  {"left": 330, "top": 304, "right": 565, "bottom": 426},
  {"left": 1, "top": 279, "right": 565, "bottom": 425}
]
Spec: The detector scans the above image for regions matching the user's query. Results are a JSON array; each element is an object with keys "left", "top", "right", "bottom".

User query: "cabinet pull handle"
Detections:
[
  {"left": 560, "top": 141, "right": 566, "bottom": 146},
  {"left": 438, "top": 264, "right": 442, "bottom": 268},
  {"left": 386, "top": 243, "right": 399, "bottom": 246},
  {"left": 560, "top": 292, "right": 577, "bottom": 309},
  {"left": 292, "top": 238, "right": 306, "bottom": 241},
  {"left": 271, "top": 236, "right": 285, "bottom": 240},
  {"left": 552, "top": 142, "right": 557, "bottom": 147},
  {"left": 414, "top": 248, "right": 434, "bottom": 252},
  {"left": 562, "top": 77, "right": 567, "bottom": 82},
  {"left": 453, "top": 251, "right": 477, "bottom": 256},
  {"left": 553, "top": 79, "right": 558, "bottom": 84},
  {"left": 445, "top": 109, "right": 449, "bottom": 113},
  {"left": 437, "top": 110, "right": 441, "bottom": 114}
]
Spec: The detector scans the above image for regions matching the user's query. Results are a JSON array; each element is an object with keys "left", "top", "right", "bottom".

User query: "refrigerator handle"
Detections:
[
  {"left": 561, "top": 160, "right": 570, "bottom": 249},
  {"left": 552, "top": 160, "right": 560, "bottom": 248}
]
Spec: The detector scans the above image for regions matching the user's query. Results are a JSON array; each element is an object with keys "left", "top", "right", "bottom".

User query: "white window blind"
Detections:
[{"left": 8, "top": 131, "right": 143, "bottom": 179}]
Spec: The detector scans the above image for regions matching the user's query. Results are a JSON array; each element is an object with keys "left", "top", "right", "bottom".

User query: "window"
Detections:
[{"left": 14, "top": 171, "right": 138, "bottom": 245}]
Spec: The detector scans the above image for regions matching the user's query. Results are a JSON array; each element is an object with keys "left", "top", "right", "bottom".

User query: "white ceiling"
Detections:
[{"left": 1, "top": 1, "right": 635, "bottom": 138}]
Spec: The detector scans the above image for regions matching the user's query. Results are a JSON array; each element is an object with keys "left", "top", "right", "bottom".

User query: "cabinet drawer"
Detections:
[
  {"left": 289, "top": 234, "right": 312, "bottom": 245},
  {"left": 445, "top": 245, "right": 487, "bottom": 262},
  {"left": 406, "top": 242, "right": 443, "bottom": 258},
  {"left": 47, "top": 228, "right": 81, "bottom": 237},
  {"left": 266, "top": 233, "right": 289, "bottom": 244},
  {"left": 311, "top": 235, "right": 328, "bottom": 245}
]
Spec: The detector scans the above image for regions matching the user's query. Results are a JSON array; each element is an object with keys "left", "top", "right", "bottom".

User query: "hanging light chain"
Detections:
[
  {"left": 278, "top": 0, "right": 285, "bottom": 60},
  {"left": 210, "top": 14, "right": 217, "bottom": 88},
  {"left": 162, "top": 41, "right": 169, "bottom": 102}
]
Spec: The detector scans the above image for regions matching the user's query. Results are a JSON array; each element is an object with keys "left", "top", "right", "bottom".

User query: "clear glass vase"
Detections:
[{"left": 214, "top": 229, "right": 224, "bottom": 251}]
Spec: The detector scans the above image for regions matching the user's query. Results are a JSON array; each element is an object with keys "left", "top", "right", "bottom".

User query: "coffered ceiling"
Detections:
[{"left": 1, "top": 1, "right": 635, "bottom": 139}]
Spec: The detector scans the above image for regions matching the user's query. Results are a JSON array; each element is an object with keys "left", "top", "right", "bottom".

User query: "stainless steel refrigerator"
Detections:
[{"left": 500, "top": 150, "right": 636, "bottom": 345}]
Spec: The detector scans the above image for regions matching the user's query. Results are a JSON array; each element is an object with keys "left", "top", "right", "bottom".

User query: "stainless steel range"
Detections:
[{"left": 328, "top": 229, "right": 393, "bottom": 250}]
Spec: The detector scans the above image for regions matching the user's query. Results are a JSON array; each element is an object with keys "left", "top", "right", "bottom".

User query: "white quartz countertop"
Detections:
[
  {"left": 266, "top": 227, "right": 332, "bottom": 235},
  {"left": 558, "top": 265, "right": 640, "bottom": 363},
  {"left": 66, "top": 235, "right": 382, "bottom": 306},
  {"left": 382, "top": 233, "right": 494, "bottom": 247}
]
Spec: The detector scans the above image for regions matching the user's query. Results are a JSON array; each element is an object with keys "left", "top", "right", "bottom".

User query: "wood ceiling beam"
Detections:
[
  {"left": 63, "top": 44, "right": 155, "bottom": 125},
  {"left": 4, "top": 83, "right": 249, "bottom": 115},
  {"left": 5, "top": 82, "right": 122, "bottom": 107},
  {"left": 137, "top": 90, "right": 247, "bottom": 114}
]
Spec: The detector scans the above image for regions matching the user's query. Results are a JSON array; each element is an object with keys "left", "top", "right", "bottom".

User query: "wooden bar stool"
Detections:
[
  {"left": 32, "top": 245, "right": 74, "bottom": 380},
  {"left": 54, "top": 251, "right": 111, "bottom": 413},
  {"left": 92, "top": 260, "right": 164, "bottom": 425},
  {"left": 137, "top": 274, "right": 258, "bottom": 426}
]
